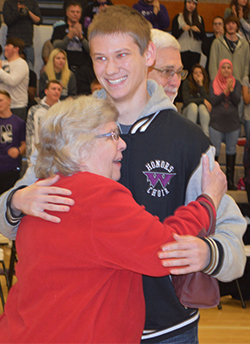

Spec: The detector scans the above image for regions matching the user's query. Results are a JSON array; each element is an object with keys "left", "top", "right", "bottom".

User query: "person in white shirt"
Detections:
[
  {"left": 0, "top": 37, "right": 29, "bottom": 122},
  {"left": 26, "top": 80, "right": 62, "bottom": 162}
]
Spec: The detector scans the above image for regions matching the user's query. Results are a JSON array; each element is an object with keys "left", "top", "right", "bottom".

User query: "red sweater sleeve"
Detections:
[{"left": 91, "top": 182, "right": 214, "bottom": 277}]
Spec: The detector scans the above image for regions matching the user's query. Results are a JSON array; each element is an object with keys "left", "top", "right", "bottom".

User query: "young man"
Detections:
[
  {"left": 0, "top": 38, "right": 29, "bottom": 122},
  {"left": 26, "top": 80, "right": 62, "bottom": 162},
  {"left": 0, "top": 6, "right": 246, "bottom": 343},
  {"left": 209, "top": 15, "right": 249, "bottom": 81},
  {"left": 0, "top": 90, "right": 26, "bottom": 195},
  {"left": 3, "top": 0, "right": 42, "bottom": 69}
]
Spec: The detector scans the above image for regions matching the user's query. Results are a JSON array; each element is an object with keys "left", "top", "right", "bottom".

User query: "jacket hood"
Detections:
[{"left": 95, "top": 80, "right": 177, "bottom": 121}]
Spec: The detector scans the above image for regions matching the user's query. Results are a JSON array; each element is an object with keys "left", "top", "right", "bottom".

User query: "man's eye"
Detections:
[
  {"left": 96, "top": 56, "right": 106, "bottom": 61},
  {"left": 117, "top": 53, "right": 126, "bottom": 58}
]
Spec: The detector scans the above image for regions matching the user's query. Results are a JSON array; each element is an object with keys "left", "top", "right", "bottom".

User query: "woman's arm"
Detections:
[
  {"left": 171, "top": 15, "right": 185, "bottom": 39},
  {"left": 209, "top": 82, "right": 225, "bottom": 106},
  {"left": 229, "top": 80, "right": 242, "bottom": 106}
]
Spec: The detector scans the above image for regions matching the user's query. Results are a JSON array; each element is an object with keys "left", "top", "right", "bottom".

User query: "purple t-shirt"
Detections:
[{"left": 0, "top": 114, "right": 26, "bottom": 173}]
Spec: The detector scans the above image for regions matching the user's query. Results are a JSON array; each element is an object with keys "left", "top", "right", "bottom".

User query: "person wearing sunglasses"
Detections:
[{"left": 0, "top": 95, "right": 227, "bottom": 343}]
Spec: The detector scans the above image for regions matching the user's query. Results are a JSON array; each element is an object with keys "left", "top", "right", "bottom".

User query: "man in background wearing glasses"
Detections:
[{"left": 148, "top": 28, "right": 187, "bottom": 102}]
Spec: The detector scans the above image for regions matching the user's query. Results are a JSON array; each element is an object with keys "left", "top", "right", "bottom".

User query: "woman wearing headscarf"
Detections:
[{"left": 209, "top": 58, "right": 241, "bottom": 190}]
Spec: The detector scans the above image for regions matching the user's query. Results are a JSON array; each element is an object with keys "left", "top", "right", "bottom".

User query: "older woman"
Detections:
[
  {"left": 39, "top": 48, "right": 77, "bottom": 100},
  {"left": 0, "top": 96, "right": 226, "bottom": 344}
]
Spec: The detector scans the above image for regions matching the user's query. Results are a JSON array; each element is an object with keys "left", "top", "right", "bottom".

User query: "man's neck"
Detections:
[
  {"left": 225, "top": 32, "right": 238, "bottom": 41},
  {"left": 7, "top": 55, "right": 20, "bottom": 63},
  {"left": 108, "top": 90, "right": 150, "bottom": 126},
  {"left": 45, "top": 98, "right": 58, "bottom": 107},
  {"left": 0, "top": 109, "right": 12, "bottom": 119},
  {"left": 67, "top": 19, "right": 78, "bottom": 27}
]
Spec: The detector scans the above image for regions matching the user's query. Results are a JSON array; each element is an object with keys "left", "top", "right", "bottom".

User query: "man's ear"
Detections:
[{"left": 145, "top": 41, "right": 156, "bottom": 68}]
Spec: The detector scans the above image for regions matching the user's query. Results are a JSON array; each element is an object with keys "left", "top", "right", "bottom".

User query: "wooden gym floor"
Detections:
[{"left": 1, "top": 245, "right": 250, "bottom": 344}]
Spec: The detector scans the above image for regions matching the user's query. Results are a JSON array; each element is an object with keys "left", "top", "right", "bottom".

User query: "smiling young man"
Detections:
[{"left": 0, "top": 5, "right": 247, "bottom": 344}]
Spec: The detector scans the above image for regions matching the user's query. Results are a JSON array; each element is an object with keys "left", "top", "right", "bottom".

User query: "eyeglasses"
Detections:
[
  {"left": 95, "top": 127, "right": 121, "bottom": 141},
  {"left": 153, "top": 67, "right": 188, "bottom": 80}
]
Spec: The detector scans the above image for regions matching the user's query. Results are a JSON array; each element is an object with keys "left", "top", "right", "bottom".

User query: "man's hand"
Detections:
[
  {"left": 158, "top": 233, "right": 210, "bottom": 273},
  {"left": 152, "top": 0, "right": 160, "bottom": 15},
  {"left": 11, "top": 175, "right": 75, "bottom": 223},
  {"left": 7, "top": 147, "right": 19, "bottom": 159},
  {"left": 201, "top": 154, "right": 227, "bottom": 210}
]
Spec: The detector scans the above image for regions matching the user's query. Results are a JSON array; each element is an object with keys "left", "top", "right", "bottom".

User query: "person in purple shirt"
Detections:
[
  {"left": 0, "top": 90, "right": 26, "bottom": 195},
  {"left": 133, "top": 0, "right": 170, "bottom": 30}
]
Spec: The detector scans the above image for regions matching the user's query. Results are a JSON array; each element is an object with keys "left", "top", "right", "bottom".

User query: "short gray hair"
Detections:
[
  {"left": 35, "top": 96, "right": 118, "bottom": 178},
  {"left": 150, "top": 29, "right": 180, "bottom": 51}
]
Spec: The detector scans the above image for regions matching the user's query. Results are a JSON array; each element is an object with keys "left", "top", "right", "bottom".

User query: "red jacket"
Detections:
[{"left": 0, "top": 172, "right": 213, "bottom": 343}]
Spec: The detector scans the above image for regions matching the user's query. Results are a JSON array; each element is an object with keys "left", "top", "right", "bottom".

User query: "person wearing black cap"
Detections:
[{"left": 171, "top": 0, "right": 206, "bottom": 75}]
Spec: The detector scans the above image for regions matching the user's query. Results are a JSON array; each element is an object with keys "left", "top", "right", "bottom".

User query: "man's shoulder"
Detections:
[
  {"left": 53, "top": 23, "right": 68, "bottom": 35},
  {"left": 10, "top": 113, "right": 25, "bottom": 126}
]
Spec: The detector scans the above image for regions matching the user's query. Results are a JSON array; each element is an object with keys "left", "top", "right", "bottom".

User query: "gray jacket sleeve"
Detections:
[
  {"left": 0, "top": 160, "right": 37, "bottom": 240},
  {"left": 185, "top": 145, "right": 247, "bottom": 282},
  {"left": 209, "top": 39, "right": 219, "bottom": 81}
]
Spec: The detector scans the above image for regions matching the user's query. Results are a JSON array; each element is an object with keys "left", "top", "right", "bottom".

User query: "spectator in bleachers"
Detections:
[
  {"left": 41, "top": 40, "right": 54, "bottom": 67},
  {"left": 39, "top": 49, "right": 77, "bottom": 100},
  {"left": 3, "top": 0, "right": 42, "bottom": 69},
  {"left": 26, "top": 80, "right": 62, "bottom": 162},
  {"left": 51, "top": 1, "right": 94, "bottom": 95},
  {"left": 64, "top": 0, "right": 89, "bottom": 23},
  {"left": 171, "top": 0, "right": 206, "bottom": 75},
  {"left": 133, "top": 0, "right": 169, "bottom": 31},
  {"left": 0, "top": 90, "right": 26, "bottom": 195},
  {"left": 209, "top": 59, "right": 241, "bottom": 190},
  {"left": 242, "top": 70, "right": 250, "bottom": 143},
  {"left": 84, "top": 0, "right": 113, "bottom": 30},
  {"left": 148, "top": 29, "right": 188, "bottom": 102},
  {"left": 202, "top": 16, "right": 224, "bottom": 76},
  {"left": 209, "top": 15, "right": 249, "bottom": 81},
  {"left": 182, "top": 63, "right": 211, "bottom": 137},
  {"left": 225, "top": 0, "right": 250, "bottom": 42},
  {"left": 0, "top": 37, "right": 29, "bottom": 122}
]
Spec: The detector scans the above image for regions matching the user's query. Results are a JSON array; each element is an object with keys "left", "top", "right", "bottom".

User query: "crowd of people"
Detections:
[{"left": 0, "top": 1, "right": 248, "bottom": 344}]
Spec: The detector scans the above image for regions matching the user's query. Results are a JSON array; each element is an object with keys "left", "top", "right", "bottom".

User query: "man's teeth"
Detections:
[{"left": 108, "top": 77, "right": 127, "bottom": 85}]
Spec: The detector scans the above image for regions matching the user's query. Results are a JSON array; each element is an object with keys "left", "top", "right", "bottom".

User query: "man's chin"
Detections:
[{"left": 165, "top": 91, "right": 178, "bottom": 103}]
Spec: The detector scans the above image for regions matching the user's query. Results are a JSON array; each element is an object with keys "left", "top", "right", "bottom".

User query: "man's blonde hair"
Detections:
[{"left": 88, "top": 5, "right": 152, "bottom": 55}]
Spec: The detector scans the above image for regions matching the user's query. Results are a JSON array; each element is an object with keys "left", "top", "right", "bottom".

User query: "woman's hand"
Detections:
[
  {"left": 191, "top": 25, "right": 201, "bottom": 32},
  {"left": 204, "top": 99, "right": 212, "bottom": 113},
  {"left": 182, "top": 25, "right": 191, "bottom": 31}
]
